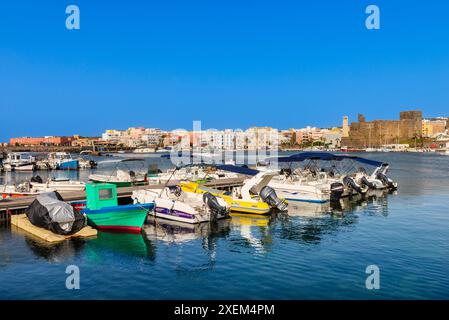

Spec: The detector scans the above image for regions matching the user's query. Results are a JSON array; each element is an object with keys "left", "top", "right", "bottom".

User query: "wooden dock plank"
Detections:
[{"left": 0, "top": 177, "right": 245, "bottom": 213}]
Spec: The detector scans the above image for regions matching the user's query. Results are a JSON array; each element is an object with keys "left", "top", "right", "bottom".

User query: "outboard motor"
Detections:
[
  {"left": 259, "top": 186, "right": 288, "bottom": 211},
  {"left": 343, "top": 176, "right": 366, "bottom": 195},
  {"left": 280, "top": 168, "right": 292, "bottom": 178},
  {"left": 203, "top": 192, "right": 228, "bottom": 220},
  {"left": 330, "top": 182, "right": 344, "bottom": 202},
  {"left": 376, "top": 172, "right": 397, "bottom": 190},
  {"left": 89, "top": 160, "right": 97, "bottom": 168},
  {"left": 129, "top": 170, "right": 136, "bottom": 178},
  {"left": 360, "top": 176, "right": 376, "bottom": 189},
  {"left": 31, "top": 175, "right": 43, "bottom": 184},
  {"left": 169, "top": 185, "right": 182, "bottom": 197}
]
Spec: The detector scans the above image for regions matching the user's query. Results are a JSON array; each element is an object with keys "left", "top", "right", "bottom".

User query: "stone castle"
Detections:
[{"left": 341, "top": 110, "right": 422, "bottom": 148}]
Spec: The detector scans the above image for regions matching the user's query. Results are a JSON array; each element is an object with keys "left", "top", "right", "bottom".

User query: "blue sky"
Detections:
[{"left": 1, "top": 0, "right": 449, "bottom": 141}]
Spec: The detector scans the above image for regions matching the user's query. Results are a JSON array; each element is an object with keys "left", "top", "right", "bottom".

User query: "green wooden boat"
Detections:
[{"left": 82, "top": 183, "right": 154, "bottom": 233}]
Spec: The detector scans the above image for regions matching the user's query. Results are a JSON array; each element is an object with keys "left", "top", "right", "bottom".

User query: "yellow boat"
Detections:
[
  {"left": 181, "top": 181, "right": 271, "bottom": 214},
  {"left": 181, "top": 170, "right": 287, "bottom": 215}
]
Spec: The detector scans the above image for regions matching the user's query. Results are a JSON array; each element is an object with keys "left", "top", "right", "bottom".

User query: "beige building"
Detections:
[{"left": 422, "top": 119, "right": 447, "bottom": 137}]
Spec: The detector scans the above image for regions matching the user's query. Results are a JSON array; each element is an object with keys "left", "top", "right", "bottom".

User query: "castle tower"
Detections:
[{"left": 342, "top": 116, "right": 349, "bottom": 138}]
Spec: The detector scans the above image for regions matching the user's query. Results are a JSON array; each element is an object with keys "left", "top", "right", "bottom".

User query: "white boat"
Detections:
[
  {"left": 29, "top": 176, "right": 86, "bottom": 192},
  {"left": 132, "top": 185, "right": 230, "bottom": 224},
  {"left": 267, "top": 152, "right": 398, "bottom": 203},
  {"left": 134, "top": 147, "right": 156, "bottom": 153},
  {"left": 0, "top": 182, "right": 50, "bottom": 199},
  {"left": 147, "top": 162, "right": 239, "bottom": 185},
  {"left": 268, "top": 171, "right": 336, "bottom": 204},
  {"left": 2, "top": 152, "right": 36, "bottom": 171},
  {"left": 89, "top": 158, "right": 148, "bottom": 186}
]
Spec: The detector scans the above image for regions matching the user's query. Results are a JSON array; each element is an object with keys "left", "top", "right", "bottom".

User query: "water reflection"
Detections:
[
  {"left": 229, "top": 213, "right": 273, "bottom": 254},
  {"left": 3, "top": 186, "right": 393, "bottom": 264},
  {"left": 276, "top": 190, "right": 392, "bottom": 244},
  {"left": 85, "top": 231, "right": 156, "bottom": 261},
  {"left": 13, "top": 226, "right": 156, "bottom": 262}
]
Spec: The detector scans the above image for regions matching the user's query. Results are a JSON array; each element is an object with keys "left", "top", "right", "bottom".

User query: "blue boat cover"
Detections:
[
  {"left": 215, "top": 164, "right": 259, "bottom": 176},
  {"left": 273, "top": 152, "right": 385, "bottom": 167}
]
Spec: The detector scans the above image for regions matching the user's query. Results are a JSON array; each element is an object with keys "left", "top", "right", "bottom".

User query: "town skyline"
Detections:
[{"left": 4, "top": 110, "right": 449, "bottom": 152}]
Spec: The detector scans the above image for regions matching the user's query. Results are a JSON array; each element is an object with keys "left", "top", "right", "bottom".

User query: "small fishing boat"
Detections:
[
  {"left": 89, "top": 158, "right": 148, "bottom": 187},
  {"left": 47, "top": 152, "right": 79, "bottom": 170},
  {"left": 1, "top": 182, "right": 49, "bottom": 199},
  {"left": 29, "top": 176, "right": 86, "bottom": 192},
  {"left": 2, "top": 152, "right": 36, "bottom": 171},
  {"left": 81, "top": 183, "right": 154, "bottom": 233}
]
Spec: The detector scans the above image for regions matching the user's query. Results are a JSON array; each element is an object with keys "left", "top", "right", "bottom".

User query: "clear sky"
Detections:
[{"left": 1, "top": 0, "right": 449, "bottom": 141}]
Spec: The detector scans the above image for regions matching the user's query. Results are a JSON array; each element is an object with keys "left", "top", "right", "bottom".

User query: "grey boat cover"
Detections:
[{"left": 26, "top": 191, "right": 86, "bottom": 235}]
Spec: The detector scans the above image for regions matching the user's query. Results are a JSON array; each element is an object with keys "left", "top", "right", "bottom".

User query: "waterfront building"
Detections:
[
  {"left": 9, "top": 136, "right": 75, "bottom": 146},
  {"left": 341, "top": 110, "right": 423, "bottom": 148},
  {"left": 245, "top": 127, "right": 279, "bottom": 150},
  {"left": 422, "top": 118, "right": 448, "bottom": 137}
]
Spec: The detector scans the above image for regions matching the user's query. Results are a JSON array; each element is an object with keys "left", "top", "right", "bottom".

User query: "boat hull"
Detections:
[
  {"left": 83, "top": 203, "right": 154, "bottom": 233},
  {"left": 181, "top": 182, "right": 271, "bottom": 215},
  {"left": 57, "top": 160, "right": 79, "bottom": 170}
]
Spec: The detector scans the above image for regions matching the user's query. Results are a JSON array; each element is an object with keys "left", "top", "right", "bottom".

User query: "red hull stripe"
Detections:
[{"left": 97, "top": 225, "right": 142, "bottom": 233}]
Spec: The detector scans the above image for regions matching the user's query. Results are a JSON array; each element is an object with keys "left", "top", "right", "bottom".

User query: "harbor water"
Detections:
[{"left": 1, "top": 152, "right": 449, "bottom": 299}]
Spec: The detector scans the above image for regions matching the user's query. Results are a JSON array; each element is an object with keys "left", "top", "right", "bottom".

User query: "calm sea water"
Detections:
[{"left": 1, "top": 152, "right": 449, "bottom": 299}]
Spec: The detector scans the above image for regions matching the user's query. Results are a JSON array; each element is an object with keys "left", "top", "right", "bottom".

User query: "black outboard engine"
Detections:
[
  {"left": 31, "top": 175, "right": 43, "bottom": 184},
  {"left": 259, "top": 186, "right": 288, "bottom": 211},
  {"left": 89, "top": 160, "right": 98, "bottom": 168},
  {"left": 280, "top": 168, "right": 292, "bottom": 178},
  {"left": 360, "top": 176, "right": 376, "bottom": 189},
  {"left": 203, "top": 192, "right": 228, "bottom": 220},
  {"left": 129, "top": 170, "right": 136, "bottom": 178},
  {"left": 330, "top": 182, "right": 344, "bottom": 202},
  {"left": 343, "top": 176, "right": 366, "bottom": 195},
  {"left": 376, "top": 172, "right": 396, "bottom": 189}
]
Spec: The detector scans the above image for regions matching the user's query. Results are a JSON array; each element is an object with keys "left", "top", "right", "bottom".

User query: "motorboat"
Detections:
[
  {"left": 77, "top": 157, "right": 97, "bottom": 169},
  {"left": 266, "top": 152, "right": 398, "bottom": 203},
  {"left": 132, "top": 185, "right": 230, "bottom": 224},
  {"left": 2, "top": 152, "right": 36, "bottom": 171},
  {"left": 29, "top": 176, "right": 86, "bottom": 192},
  {"left": 147, "top": 165, "right": 239, "bottom": 185},
  {"left": 1, "top": 182, "right": 50, "bottom": 199},
  {"left": 133, "top": 147, "right": 156, "bottom": 153},
  {"left": 47, "top": 152, "right": 79, "bottom": 170},
  {"left": 89, "top": 158, "right": 148, "bottom": 187},
  {"left": 181, "top": 164, "right": 288, "bottom": 214}
]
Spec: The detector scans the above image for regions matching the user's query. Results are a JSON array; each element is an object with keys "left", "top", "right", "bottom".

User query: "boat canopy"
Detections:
[
  {"left": 97, "top": 158, "right": 146, "bottom": 166},
  {"left": 272, "top": 152, "right": 386, "bottom": 167},
  {"left": 215, "top": 164, "right": 259, "bottom": 176},
  {"left": 172, "top": 162, "right": 260, "bottom": 176}
]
